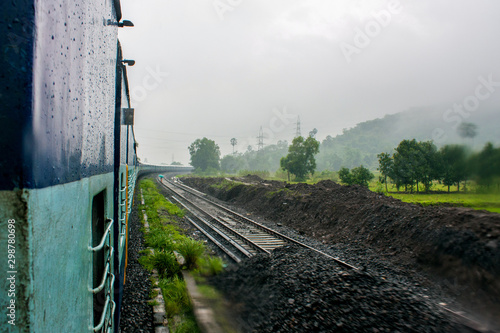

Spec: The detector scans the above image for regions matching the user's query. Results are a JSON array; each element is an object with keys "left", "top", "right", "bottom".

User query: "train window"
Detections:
[{"left": 91, "top": 190, "right": 106, "bottom": 327}]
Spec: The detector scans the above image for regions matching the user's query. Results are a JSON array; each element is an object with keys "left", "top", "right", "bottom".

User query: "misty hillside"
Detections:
[{"left": 317, "top": 106, "right": 500, "bottom": 171}]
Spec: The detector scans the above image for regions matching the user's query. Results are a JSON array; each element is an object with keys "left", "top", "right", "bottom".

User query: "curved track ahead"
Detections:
[{"left": 157, "top": 177, "right": 359, "bottom": 270}]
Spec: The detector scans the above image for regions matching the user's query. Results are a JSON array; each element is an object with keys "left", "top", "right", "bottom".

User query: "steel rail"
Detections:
[
  {"left": 161, "top": 179, "right": 271, "bottom": 255},
  {"left": 170, "top": 195, "right": 252, "bottom": 259},
  {"left": 166, "top": 177, "right": 360, "bottom": 271},
  {"left": 185, "top": 216, "right": 242, "bottom": 263},
  {"left": 440, "top": 306, "right": 498, "bottom": 333}
]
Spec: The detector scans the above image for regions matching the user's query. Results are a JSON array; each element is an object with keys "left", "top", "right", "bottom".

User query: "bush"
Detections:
[
  {"left": 338, "top": 167, "right": 354, "bottom": 185},
  {"left": 145, "top": 231, "right": 175, "bottom": 252},
  {"left": 176, "top": 238, "right": 205, "bottom": 270},
  {"left": 159, "top": 276, "right": 191, "bottom": 317},
  {"left": 139, "top": 250, "right": 180, "bottom": 279},
  {"left": 196, "top": 256, "right": 225, "bottom": 276},
  {"left": 338, "top": 165, "right": 374, "bottom": 187}
]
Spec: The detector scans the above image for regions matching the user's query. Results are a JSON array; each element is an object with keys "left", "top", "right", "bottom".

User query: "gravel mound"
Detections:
[
  {"left": 210, "top": 245, "right": 463, "bottom": 332},
  {"left": 119, "top": 186, "right": 154, "bottom": 333},
  {"left": 182, "top": 176, "right": 500, "bottom": 325}
]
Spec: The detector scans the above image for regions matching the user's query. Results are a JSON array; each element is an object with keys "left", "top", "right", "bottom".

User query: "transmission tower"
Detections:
[
  {"left": 295, "top": 116, "right": 301, "bottom": 138},
  {"left": 257, "top": 126, "right": 264, "bottom": 151}
]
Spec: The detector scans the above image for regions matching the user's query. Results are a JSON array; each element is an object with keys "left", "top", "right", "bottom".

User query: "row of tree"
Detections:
[
  {"left": 188, "top": 135, "right": 321, "bottom": 181},
  {"left": 188, "top": 137, "right": 500, "bottom": 191},
  {"left": 378, "top": 140, "right": 500, "bottom": 192}
]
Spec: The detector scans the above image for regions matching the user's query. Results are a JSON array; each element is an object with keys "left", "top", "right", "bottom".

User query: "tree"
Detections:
[
  {"left": 230, "top": 138, "right": 237, "bottom": 154},
  {"left": 471, "top": 142, "right": 499, "bottom": 188},
  {"left": 392, "top": 139, "right": 419, "bottom": 191},
  {"left": 392, "top": 139, "right": 440, "bottom": 192},
  {"left": 338, "top": 166, "right": 374, "bottom": 187},
  {"left": 352, "top": 165, "right": 375, "bottom": 187},
  {"left": 220, "top": 154, "right": 243, "bottom": 174},
  {"left": 440, "top": 145, "right": 468, "bottom": 192},
  {"left": 188, "top": 138, "right": 220, "bottom": 172},
  {"left": 338, "top": 167, "right": 354, "bottom": 185},
  {"left": 280, "top": 136, "right": 320, "bottom": 181},
  {"left": 415, "top": 141, "right": 441, "bottom": 192},
  {"left": 377, "top": 152, "right": 393, "bottom": 192}
]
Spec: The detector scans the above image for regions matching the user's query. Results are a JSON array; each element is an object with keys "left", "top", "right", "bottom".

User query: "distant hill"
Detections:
[{"left": 317, "top": 105, "right": 500, "bottom": 171}]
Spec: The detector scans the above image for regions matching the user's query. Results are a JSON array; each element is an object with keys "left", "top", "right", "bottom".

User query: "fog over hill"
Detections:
[{"left": 316, "top": 102, "right": 499, "bottom": 171}]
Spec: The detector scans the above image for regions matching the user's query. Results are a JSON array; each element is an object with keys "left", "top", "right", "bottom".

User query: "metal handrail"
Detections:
[
  {"left": 89, "top": 219, "right": 114, "bottom": 251},
  {"left": 90, "top": 263, "right": 109, "bottom": 294},
  {"left": 92, "top": 296, "right": 110, "bottom": 332},
  {"left": 89, "top": 247, "right": 115, "bottom": 293},
  {"left": 91, "top": 274, "right": 115, "bottom": 331}
]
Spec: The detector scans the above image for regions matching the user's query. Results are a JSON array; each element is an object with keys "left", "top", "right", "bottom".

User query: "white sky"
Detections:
[{"left": 119, "top": 0, "right": 500, "bottom": 165}]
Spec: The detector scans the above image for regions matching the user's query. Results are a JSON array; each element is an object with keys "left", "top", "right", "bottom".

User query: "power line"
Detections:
[
  {"left": 295, "top": 116, "right": 301, "bottom": 138},
  {"left": 257, "top": 126, "right": 264, "bottom": 151}
]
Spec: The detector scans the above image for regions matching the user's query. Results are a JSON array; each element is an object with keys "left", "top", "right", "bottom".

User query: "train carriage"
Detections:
[{"left": 0, "top": 1, "right": 138, "bottom": 331}]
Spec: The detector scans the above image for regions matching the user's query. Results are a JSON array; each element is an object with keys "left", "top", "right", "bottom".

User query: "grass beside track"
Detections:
[{"left": 138, "top": 178, "right": 225, "bottom": 333}]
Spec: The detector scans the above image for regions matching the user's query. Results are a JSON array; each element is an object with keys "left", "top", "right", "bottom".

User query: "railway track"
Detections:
[
  {"left": 157, "top": 176, "right": 358, "bottom": 269},
  {"left": 156, "top": 176, "right": 498, "bottom": 333}
]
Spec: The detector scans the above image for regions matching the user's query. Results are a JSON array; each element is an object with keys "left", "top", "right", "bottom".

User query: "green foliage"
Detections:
[
  {"left": 159, "top": 276, "right": 192, "bottom": 317},
  {"left": 144, "top": 230, "right": 176, "bottom": 252},
  {"left": 440, "top": 145, "right": 469, "bottom": 192},
  {"left": 220, "top": 154, "right": 244, "bottom": 174},
  {"left": 176, "top": 238, "right": 205, "bottom": 270},
  {"left": 338, "top": 167, "right": 354, "bottom": 185},
  {"left": 195, "top": 256, "right": 225, "bottom": 276},
  {"left": 174, "top": 316, "right": 201, "bottom": 333},
  {"left": 386, "top": 192, "right": 500, "bottom": 213},
  {"left": 379, "top": 140, "right": 500, "bottom": 193},
  {"left": 352, "top": 166, "right": 375, "bottom": 187},
  {"left": 338, "top": 166, "right": 374, "bottom": 187},
  {"left": 139, "top": 250, "right": 180, "bottom": 279},
  {"left": 218, "top": 141, "right": 290, "bottom": 175},
  {"left": 280, "top": 136, "right": 320, "bottom": 181},
  {"left": 188, "top": 138, "right": 221, "bottom": 172},
  {"left": 377, "top": 152, "right": 393, "bottom": 192},
  {"left": 140, "top": 179, "right": 185, "bottom": 218},
  {"left": 391, "top": 139, "right": 440, "bottom": 192},
  {"left": 148, "top": 299, "right": 160, "bottom": 307},
  {"left": 210, "top": 179, "right": 242, "bottom": 191},
  {"left": 237, "top": 169, "right": 270, "bottom": 179},
  {"left": 138, "top": 178, "right": 214, "bottom": 333},
  {"left": 310, "top": 170, "right": 338, "bottom": 182},
  {"left": 194, "top": 166, "right": 221, "bottom": 176},
  {"left": 159, "top": 276, "right": 200, "bottom": 332},
  {"left": 470, "top": 142, "right": 500, "bottom": 188}
]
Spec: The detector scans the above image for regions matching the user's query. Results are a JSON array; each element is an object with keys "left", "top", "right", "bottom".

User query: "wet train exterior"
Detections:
[{"left": 1, "top": 1, "right": 139, "bottom": 332}]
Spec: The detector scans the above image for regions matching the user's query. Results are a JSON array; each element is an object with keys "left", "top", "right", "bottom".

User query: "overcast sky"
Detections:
[{"left": 119, "top": 0, "right": 500, "bottom": 165}]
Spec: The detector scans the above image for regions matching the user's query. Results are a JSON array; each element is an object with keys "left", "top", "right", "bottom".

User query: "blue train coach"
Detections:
[{"left": 1, "top": 1, "right": 139, "bottom": 331}]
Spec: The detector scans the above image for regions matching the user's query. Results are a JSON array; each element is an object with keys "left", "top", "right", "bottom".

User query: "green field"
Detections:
[{"left": 383, "top": 191, "right": 500, "bottom": 213}]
